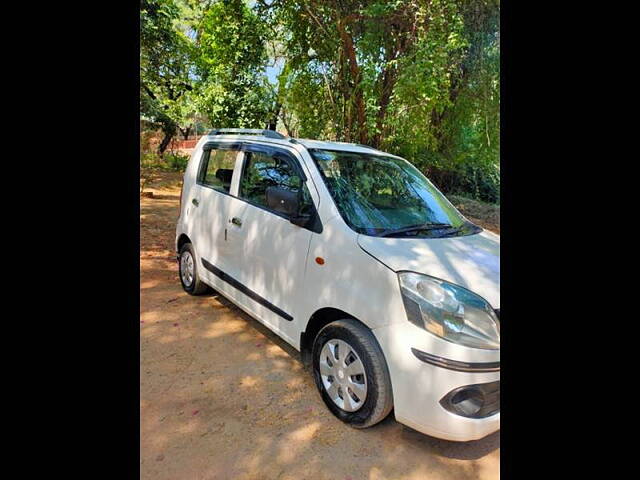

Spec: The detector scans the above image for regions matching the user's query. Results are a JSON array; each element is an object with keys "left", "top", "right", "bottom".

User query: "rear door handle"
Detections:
[
  {"left": 231, "top": 217, "right": 242, "bottom": 227},
  {"left": 192, "top": 198, "right": 199, "bottom": 207}
]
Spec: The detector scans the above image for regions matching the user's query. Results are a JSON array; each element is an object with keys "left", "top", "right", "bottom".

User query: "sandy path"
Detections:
[{"left": 140, "top": 174, "right": 499, "bottom": 480}]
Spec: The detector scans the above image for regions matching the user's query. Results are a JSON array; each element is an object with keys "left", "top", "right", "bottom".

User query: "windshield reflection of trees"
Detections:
[{"left": 324, "top": 155, "right": 447, "bottom": 232}]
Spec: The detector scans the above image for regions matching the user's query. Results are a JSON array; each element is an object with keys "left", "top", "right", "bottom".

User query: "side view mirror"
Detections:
[
  {"left": 265, "top": 186, "right": 301, "bottom": 217},
  {"left": 290, "top": 212, "right": 311, "bottom": 227},
  {"left": 265, "top": 186, "right": 312, "bottom": 228}
]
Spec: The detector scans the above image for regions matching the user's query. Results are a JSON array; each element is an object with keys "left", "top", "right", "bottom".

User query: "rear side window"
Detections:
[
  {"left": 198, "top": 148, "right": 238, "bottom": 192},
  {"left": 239, "top": 150, "right": 313, "bottom": 216}
]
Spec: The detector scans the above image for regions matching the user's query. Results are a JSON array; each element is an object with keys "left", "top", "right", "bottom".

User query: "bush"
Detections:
[
  {"left": 140, "top": 151, "right": 189, "bottom": 172},
  {"left": 423, "top": 163, "right": 500, "bottom": 204},
  {"left": 164, "top": 152, "right": 189, "bottom": 172},
  {"left": 453, "top": 164, "right": 500, "bottom": 204},
  {"left": 140, "top": 152, "right": 162, "bottom": 169}
]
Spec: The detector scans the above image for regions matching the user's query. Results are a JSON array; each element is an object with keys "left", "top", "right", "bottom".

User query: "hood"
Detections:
[{"left": 358, "top": 230, "right": 500, "bottom": 308}]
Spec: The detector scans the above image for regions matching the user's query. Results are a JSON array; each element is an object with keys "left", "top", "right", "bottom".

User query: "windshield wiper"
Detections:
[{"left": 377, "top": 223, "right": 456, "bottom": 237}]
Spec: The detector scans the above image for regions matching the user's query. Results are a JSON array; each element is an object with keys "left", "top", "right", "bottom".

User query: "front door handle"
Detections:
[
  {"left": 231, "top": 217, "right": 242, "bottom": 227},
  {"left": 192, "top": 198, "right": 199, "bottom": 207}
]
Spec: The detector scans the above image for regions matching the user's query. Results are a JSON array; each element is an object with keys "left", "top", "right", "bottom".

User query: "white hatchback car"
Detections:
[{"left": 176, "top": 128, "right": 500, "bottom": 441}]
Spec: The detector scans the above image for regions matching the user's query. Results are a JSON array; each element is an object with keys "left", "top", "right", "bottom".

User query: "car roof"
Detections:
[
  {"left": 294, "top": 138, "right": 382, "bottom": 154},
  {"left": 201, "top": 133, "right": 392, "bottom": 156}
]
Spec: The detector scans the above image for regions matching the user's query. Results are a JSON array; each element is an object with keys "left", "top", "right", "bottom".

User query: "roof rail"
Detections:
[{"left": 208, "top": 128, "right": 287, "bottom": 140}]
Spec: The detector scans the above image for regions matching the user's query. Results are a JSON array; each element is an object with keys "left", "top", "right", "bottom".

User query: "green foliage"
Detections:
[
  {"left": 140, "top": 152, "right": 162, "bottom": 169},
  {"left": 139, "top": 0, "right": 501, "bottom": 203},
  {"left": 195, "top": 0, "right": 273, "bottom": 128},
  {"left": 279, "top": 69, "right": 332, "bottom": 138},
  {"left": 164, "top": 152, "right": 190, "bottom": 171},
  {"left": 426, "top": 162, "right": 500, "bottom": 204},
  {"left": 436, "top": 0, "right": 500, "bottom": 202},
  {"left": 254, "top": 0, "right": 499, "bottom": 202},
  {"left": 141, "top": 151, "right": 190, "bottom": 172},
  {"left": 140, "top": 0, "right": 197, "bottom": 152}
]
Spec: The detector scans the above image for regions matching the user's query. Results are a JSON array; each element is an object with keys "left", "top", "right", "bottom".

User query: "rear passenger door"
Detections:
[
  {"left": 190, "top": 143, "right": 241, "bottom": 280},
  {"left": 223, "top": 144, "right": 318, "bottom": 345}
]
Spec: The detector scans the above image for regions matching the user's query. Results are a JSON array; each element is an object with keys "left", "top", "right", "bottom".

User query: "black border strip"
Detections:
[
  {"left": 411, "top": 347, "right": 500, "bottom": 372},
  {"left": 201, "top": 258, "right": 293, "bottom": 321}
]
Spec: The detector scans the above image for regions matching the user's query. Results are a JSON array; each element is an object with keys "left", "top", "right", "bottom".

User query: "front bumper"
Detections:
[{"left": 372, "top": 321, "right": 500, "bottom": 442}]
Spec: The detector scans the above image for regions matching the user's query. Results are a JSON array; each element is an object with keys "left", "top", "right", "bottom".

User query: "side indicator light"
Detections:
[{"left": 315, "top": 257, "right": 325, "bottom": 265}]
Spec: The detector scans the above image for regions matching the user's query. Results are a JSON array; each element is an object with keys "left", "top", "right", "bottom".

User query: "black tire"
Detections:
[
  {"left": 312, "top": 319, "right": 393, "bottom": 428},
  {"left": 178, "top": 243, "right": 209, "bottom": 295}
]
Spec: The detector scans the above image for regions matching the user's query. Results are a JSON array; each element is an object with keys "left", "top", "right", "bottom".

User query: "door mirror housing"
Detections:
[
  {"left": 265, "top": 186, "right": 300, "bottom": 217},
  {"left": 265, "top": 186, "right": 322, "bottom": 233},
  {"left": 290, "top": 212, "right": 311, "bottom": 227}
]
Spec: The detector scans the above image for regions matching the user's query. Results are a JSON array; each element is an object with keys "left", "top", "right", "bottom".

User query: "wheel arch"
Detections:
[
  {"left": 300, "top": 307, "right": 370, "bottom": 368},
  {"left": 177, "top": 233, "right": 192, "bottom": 254}
]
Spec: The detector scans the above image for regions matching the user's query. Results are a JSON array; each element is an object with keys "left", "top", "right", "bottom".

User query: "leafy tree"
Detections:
[
  {"left": 256, "top": 0, "right": 500, "bottom": 201},
  {"left": 195, "top": 0, "right": 273, "bottom": 128},
  {"left": 258, "top": 1, "right": 465, "bottom": 145},
  {"left": 419, "top": 0, "right": 500, "bottom": 202},
  {"left": 140, "top": 0, "right": 501, "bottom": 202},
  {"left": 140, "top": 0, "right": 196, "bottom": 153}
]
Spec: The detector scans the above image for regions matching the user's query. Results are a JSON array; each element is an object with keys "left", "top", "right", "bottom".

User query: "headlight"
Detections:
[{"left": 398, "top": 272, "right": 500, "bottom": 350}]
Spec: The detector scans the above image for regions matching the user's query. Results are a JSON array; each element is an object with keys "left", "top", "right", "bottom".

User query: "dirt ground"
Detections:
[{"left": 140, "top": 173, "right": 500, "bottom": 480}]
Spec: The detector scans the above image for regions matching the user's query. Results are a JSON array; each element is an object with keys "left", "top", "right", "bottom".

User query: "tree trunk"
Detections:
[
  {"left": 279, "top": 108, "right": 294, "bottom": 136},
  {"left": 158, "top": 129, "right": 175, "bottom": 155},
  {"left": 178, "top": 126, "right": 192, "bottom": 140},
  {"left": 431, "top": 65, "right": 468, "bottom": 150},
  {"left": 372, "top": 68, "right": 397, "bottom": 149},
  {"left": 266, "top": 101, "right": 281, "bottom": 131},
  {"left": 337, "top": 19, "right": 367, "bottom": 145}
]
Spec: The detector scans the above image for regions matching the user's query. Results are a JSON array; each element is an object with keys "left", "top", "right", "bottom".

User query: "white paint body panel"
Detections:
[
  {"left": 357, "top": 229, "right": 500, "bottom": 308},
  {"left": 176, "top": 134, "right": 500, "bottom": 441}
]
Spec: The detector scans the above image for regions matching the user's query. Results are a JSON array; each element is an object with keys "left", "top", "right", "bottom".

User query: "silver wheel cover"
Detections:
[
  {"left": 180, "top": 251, "right": 194, "bottom": 287},
  {"left": 319, "top": 339, "right": 368, "bottom": 412}
]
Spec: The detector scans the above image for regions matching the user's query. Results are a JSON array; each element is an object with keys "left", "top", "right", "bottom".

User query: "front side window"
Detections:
[
  {"left": 239, "top": 150, "right": 313, "bottom": 216},
  {"left": 309, "top": 149, "right": 481, "bottom": 238},
  {"left": 198, "top": 148, "right": 238, "bottom": 192}
]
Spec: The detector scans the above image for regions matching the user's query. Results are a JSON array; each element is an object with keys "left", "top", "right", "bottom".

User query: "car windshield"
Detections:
[{"left": 309, "top": 149, "right": 481, "bottom": 238}]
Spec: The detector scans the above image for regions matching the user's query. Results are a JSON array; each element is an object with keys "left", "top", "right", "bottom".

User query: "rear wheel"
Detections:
[
  {"left": 178, "top": 243, "right": 209, "bottom": 295},
  {"left": 312, "top": 319, "right": 393, "bottom": 428}
]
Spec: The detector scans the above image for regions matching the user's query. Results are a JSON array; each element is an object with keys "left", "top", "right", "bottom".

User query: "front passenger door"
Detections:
[{"left": 225, "top": 144, "right": 318, "bottom": 345}]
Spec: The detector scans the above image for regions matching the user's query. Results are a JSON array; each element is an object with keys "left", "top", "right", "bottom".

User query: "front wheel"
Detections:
[{"left": 312, "top": 319, "right": 393, "bottom": 428}]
